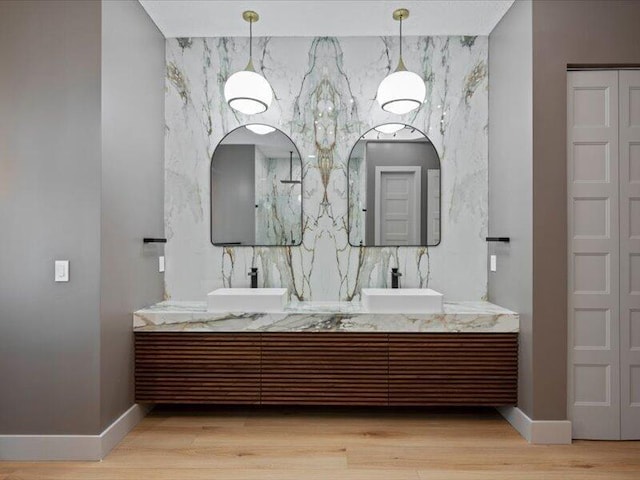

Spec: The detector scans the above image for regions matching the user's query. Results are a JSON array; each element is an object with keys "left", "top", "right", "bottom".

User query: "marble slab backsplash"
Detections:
[
  {"left": 254, "top": 155, "right": 302, "bottom": 245},
  {"left": 165, "top": 36, "right": 488, "bottom": 302}
]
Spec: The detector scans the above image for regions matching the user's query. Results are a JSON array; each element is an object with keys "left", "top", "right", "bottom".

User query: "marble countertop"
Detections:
[{"left": 133, "top": 300, "right": 519, "bottom": 333}]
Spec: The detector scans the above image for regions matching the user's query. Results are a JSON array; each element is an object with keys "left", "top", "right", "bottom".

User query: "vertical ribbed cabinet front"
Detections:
[
  {"left": 135, "top": 333, "right": 261, "bottom": 404},
  {"left": 388, "top": 334, "right": 518, "bottom": 406},
  {"left": 260, "top": 333, "right": 389, "bottom": 405},
  {"left": 135, "top": 332, "right": 517, "bottom": 406}
]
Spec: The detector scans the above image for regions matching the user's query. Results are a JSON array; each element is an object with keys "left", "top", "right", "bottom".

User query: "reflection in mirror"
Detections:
[
  {"left": 211, "top": 124, "right": 302, "bottom": 246},
  {"left": 348, "top": 124, "right": 441, "bottom": 247}
]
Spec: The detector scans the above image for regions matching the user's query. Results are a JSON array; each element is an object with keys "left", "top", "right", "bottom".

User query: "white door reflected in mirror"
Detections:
[{"left": 374, "top": 166, "right": 421, "bottom": 246}]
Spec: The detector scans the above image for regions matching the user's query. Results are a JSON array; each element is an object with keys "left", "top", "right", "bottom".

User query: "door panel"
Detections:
[
  {"left": 375, "top": 167, "right": 421, "bottom": 245},
  {"left": 619, "top": 70, "right": 640, "bottom": 439},
  {"left": 382, "top": 173, "right": 413, "bottom": 245},
  {"left": 568, "top": 70, "right": 621, "bottom": 440}
]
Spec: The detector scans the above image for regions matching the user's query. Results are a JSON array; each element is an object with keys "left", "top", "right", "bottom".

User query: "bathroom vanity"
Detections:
[
  {"left": 147, "top": 118, "right": 518, "bottom": 408},
  {"left": 134, "top": 300, "right": 518, "bottom": 406}
]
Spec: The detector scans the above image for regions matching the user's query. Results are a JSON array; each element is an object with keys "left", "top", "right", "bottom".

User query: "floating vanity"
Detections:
[{"left": 134, "top": 297, "right": 518, "bottom": 407}]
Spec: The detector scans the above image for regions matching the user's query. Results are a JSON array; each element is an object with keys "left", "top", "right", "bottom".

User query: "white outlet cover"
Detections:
[
  {"left": 159, "top": 256, "right": 165, "bottom": 273},
  {"left": 490, "top": 255, "right": 497, "bottom": 272}
]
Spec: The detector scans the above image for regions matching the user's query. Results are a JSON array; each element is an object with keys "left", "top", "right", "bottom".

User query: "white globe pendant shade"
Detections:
[
  {"left": 224, "top": 67, "right": 273, "bottom": 115},
  {"left": 376, "top": 8, "right": 425, "bottom": 115},
  {"left": 246, "top": 123, "right": 275, "bottom": 135},
  {"left": 374, "top": 123, "right": 405, "bottom": 134},
  {"left": 377, "top": 68, "right": 426, "bottom": 115},
  {"left": 224, "top": 11, "right": 273, "bottom": 115}
]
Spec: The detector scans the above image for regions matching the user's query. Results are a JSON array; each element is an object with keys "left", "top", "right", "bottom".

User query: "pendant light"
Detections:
[
  {"left": 376, "top": 8, "right": 426, "bottom": 115},
  {"left": 224, "top": 11, "right": 273, "bottom": 115}
]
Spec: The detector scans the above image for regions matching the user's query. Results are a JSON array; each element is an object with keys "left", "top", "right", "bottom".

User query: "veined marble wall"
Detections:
[
  {"left": 347, "top": 151, "right": 366, "bottom": 245},
  {"left": 254, "top": 153, "right": 303, "bottom": 245},
  {"left": 165, "top": 36, "right": 488, "bottom": 302}
]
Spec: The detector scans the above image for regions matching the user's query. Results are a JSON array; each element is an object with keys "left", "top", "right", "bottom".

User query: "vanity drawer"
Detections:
[
  {"left": 388, "top": 333, "right": 518, "bottom": 406},
  {"left": 261, "top": 333, "right": 388, "bottom": 406},
  {"left": 135, "top": 333, "right": 261, "bottom": 404}
]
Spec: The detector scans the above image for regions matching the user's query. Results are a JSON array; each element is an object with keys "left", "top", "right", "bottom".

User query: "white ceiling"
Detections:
[{"left": 139, "top": 0, "right": 515, "bottom": 38}]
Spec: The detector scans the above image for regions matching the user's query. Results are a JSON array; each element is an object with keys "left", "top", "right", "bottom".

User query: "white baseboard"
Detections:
[
  {"left": 101, "top": 403, "right": 152, "bottom": 458},
  {"left": 498, "top": 406, "right": 572, "bottom": 444},
  {"left": 0, "top": 403, "right": 151, "bottom": 461}
]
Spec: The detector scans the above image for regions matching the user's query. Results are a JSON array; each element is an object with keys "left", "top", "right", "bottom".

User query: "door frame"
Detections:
[{"left": 374, "top": 165, "right": 421, "bottom": 245}]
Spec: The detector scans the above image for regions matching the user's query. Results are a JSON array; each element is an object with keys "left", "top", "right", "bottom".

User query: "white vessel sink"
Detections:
[
  {"left": 361, "top": 288, "right": 444, "bottom": 314},
  {"left": 207, "top": 288, "right": 288, "bottom": 313}
]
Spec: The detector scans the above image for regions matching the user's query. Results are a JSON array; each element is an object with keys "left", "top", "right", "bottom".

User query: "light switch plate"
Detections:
[
  {"left": 490, "top": 255, "right": 497, "bottom": 272},
  {"left": 159, "top": 256, "right": 165, "bottom": 273},
  {"left": 55, "top": 260, "right": 69, "bottom": 282}
]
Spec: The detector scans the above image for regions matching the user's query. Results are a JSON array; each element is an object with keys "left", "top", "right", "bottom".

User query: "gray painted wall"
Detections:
[
  {"left": 0, "top": 0, "right": 164, "bottom": 435},
  {"left": 487, "top": 0, "right": 533, "bottom": 416},
  {"left": 211, "top": 145, "right": 256, "bottom": 245},
  {"left": 490, "top": 0, "right": 640, "bottom": 422},
  {"left": 364, "top": 141, "right": 440, "bottom": 245},
  {"left": 0, "top": 0, "right": 102, "bottom": 434},
  {"left": 531, "top": 0, "right": 640, "bottom": 420},
  {"left": 100, "top": 0, "right": 165, "bottom": 430}
]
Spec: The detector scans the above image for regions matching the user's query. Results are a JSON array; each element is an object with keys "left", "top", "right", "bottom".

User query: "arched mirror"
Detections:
[
  {"left": 211, "top": 124, "right": 303, "bottom": 246},
  {"left": 348, "top": 123, "right": 441, "bottom": 246}
]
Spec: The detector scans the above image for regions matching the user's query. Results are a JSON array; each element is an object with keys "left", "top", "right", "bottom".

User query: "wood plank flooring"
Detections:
[{"left": 1, "top": 406, "right": 639, "bottom": 479}]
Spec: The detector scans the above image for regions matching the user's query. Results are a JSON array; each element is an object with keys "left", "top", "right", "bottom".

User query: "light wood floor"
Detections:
[{"left": 1, "top": 406, "right": 639, "bottom": 479}]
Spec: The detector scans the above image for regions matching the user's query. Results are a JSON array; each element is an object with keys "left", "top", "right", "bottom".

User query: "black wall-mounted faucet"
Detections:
[
  {"left": 249, "top": 267, "right": 258, "bottom": 289},
  {"left": 391, "top": 268, "right": 402, "bottom": 289}
]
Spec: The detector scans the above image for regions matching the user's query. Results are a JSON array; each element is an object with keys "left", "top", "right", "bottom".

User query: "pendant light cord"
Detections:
[
  {"left": 249, "top": 19, "right": 253, "bottom": 59},
  {"left": 399, "top": 16, "right": 403, "bottom": 60}
]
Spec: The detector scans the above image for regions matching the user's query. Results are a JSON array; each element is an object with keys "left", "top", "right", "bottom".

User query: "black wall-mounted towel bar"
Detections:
[
  {"left": 486, "top": 237, "right": 510, "bottom": 243},
  {"left": 143, "top": 238, "right": 167, "bottom": 244}
]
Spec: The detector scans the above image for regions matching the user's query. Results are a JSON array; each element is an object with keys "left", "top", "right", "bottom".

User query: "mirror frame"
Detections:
[
  {"left": 346, "top": 123, "right": 442, "bottom": 248},
  {"left": 210, "top": 124, "right": 304, "bottom": 247}
]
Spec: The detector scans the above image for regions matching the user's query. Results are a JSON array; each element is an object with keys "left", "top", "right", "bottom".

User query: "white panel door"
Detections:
[
  {"left": 568, "top": 70, "right": 621, "bottom": 439},
  {"left": 375, "top": 167, "right": 421, "bottom": 245},
  {"left": 619, "top": 70, "right": 640, "bottom": 439}
]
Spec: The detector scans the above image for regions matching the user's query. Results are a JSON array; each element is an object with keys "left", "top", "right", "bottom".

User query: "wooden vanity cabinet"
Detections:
[
  {"left": 135, "top": 332, "right": 518, "bottom": 406},
  {"left": 135, "top": 333, "right": 261, "bottom": 404},
  {"left": 261, "top": 333, "right": 388, "bottom": 405},
  {"left": 388, "top": 334, "right": 518, "bottom": 406}
]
